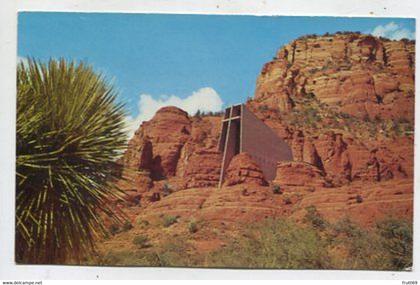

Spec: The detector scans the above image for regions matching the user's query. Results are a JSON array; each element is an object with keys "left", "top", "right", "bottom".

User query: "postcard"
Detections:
[{"left": 16, "top": 12, "right": 414, "bottom": 270}]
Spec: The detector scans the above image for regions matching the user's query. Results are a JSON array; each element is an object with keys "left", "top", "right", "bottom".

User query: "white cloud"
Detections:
[
  {"left": 125, "top": 87, "right": 223, "bottom": 138},
  {"left": 370, "top": 22, "right": 415, "bottom": 40}
]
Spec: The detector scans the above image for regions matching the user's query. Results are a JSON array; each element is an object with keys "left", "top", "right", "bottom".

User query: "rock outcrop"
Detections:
[
  {"left": 255, "top": 33, "right": 415, "bottom": 121},
  {"left": 117, "top": 32, "right": 413, "bottom": 214},
  {"left": 246, "top": 33, "right": 414, "bottom": 186},
  {"left": 141, "top": 106, "right": 192, "bottom": 179},
  {"left": 224, "top": 153, "right": 268, "bottom": 186},
  {"left": 121, "top": 107, "right": 223, "bottom": 193},
  {"left": 274, "top": 161, "right": 328, "bottom": 187},
  {"left": 103, "top": 33, "right": 414, "bottom": 259}
]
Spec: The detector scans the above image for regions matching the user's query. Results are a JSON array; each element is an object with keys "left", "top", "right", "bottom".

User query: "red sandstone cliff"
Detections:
[
  {"left": 247, "top": 33, "right": 414, "bottom": 186},
  {"left": 119, "top": 106, "right": 223, "bottom": 203},
  {"left": 121, "top": 33, "right": 414, "bottom": 195},
  {"left": 254, "top": 33, "right": 415, "bottom": 121},
  {"left": 100, "top": 33, "right": 414, "bottom": 262},
  {"left": 114, "top": 33, "right": 414, "bottom": 231}
]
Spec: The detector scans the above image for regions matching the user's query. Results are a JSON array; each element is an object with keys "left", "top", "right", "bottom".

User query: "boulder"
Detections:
[
  {"left": 273, "top": 161, "right": 327, "bottom": 187},
  {"left": 224, "top": 153, "right": 268, "bottom": 186}
]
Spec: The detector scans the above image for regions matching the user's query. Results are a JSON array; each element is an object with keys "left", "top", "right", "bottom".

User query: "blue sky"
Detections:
[{"left": 18, "top": 13, "right": 415, "bottom": 134}]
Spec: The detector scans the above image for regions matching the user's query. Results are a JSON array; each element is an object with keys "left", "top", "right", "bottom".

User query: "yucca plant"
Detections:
[{"left": 16, "top": 58, "right": 128, "bottom": 264}]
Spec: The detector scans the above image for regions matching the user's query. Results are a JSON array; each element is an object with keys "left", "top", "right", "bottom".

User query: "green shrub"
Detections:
[
  {"left": 136, "top": 217, "right": 150, "bottom": 227},
  {"left": 163, "top": 215, "right": 178, "bottom": 227},
  {"left": 122, "top": 221, "right": 133, "bottom": 232},
  {"left": 97, "top": 216, "right": 413, "bottom": 270},
  {"left": 283, "top": 197, "right": 292, "bottom": 205},
  {"left": 208, "top": 218, "right": 331, "bottom": 269},
  {"left": 188, "top": 220, "right": 198, "bottom": 234},
  {"left": 258, "top": 105, "right": 269, "bottom": 112},
  {"left": 132, "top": 235, "right": 150, "bottom": 249},
  {"left": 272, "top": 184, "right": 283, "bottom": 194},
  {"left": 109, "top": 224, "right": 120, "bottom": 235},
  {"left": 304, "top": 92, "right": 316, "bottom": 99},
  {"left": 375, "top": 217, "right": 413, "bottom": 269},
  {"left": 326, "top": 216, "right": 413, "bottom": 270},
  {"left": 154, "top": 237, "right": 201, "bottom": 267},
  {"left": 98, "top": 250, "right": 161, "bottom": 266},
  {"left": 303, "top": 205, "right": 328, "bottom": 231},
  {"left": 162, "top": 183, "right": 173, "bottom": 197},
  {"left": 207, "top": 216, "right": 412, "bottom": 270},
  {"left": 194, "top": 110, "right": 202, "bottom": 117}
]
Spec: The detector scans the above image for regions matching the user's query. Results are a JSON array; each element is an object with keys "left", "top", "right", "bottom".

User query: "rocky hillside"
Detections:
[
  {"left": 255, "top": 32, "right": 415, "bottom": 120},
  {"left": 98, "top": 32, "right": 414, "bottom": 266},
  {"left": 247, "top": 32, "right": 414, "bottom": 186},
  {"left": 119, "top": 33, "right": 414, "bottom": 198},
  {"left": 108, "top": 33, "right": 414, "bottom": 235},
  {"left": 119, "top": 107, "right": 223, "bottom": 204}
]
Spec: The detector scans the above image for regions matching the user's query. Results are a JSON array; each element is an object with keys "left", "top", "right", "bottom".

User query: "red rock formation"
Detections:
[
  {"left": 121, "top": 107, "right": 223, "bottom": 194},
  {"left": 286, "top": 130, "right": 408, "bottom": 185},
  {"left": 224, "top": 153, "right": 268, "bottom": 186},
  {"left": 255, "top": 33, "right": 415, "bottom": 121},
  {"left": 142, "top": 106, "right": 192, "bottom": 178},
  {"left": 102, "top": 33, "right": 414, "bottom": 258},
  {"left": 274, "top": 161, "right": 327, "bottom": 187},
  {"left": 117, "top": 33, "right": 413, "bottom": 222},
  {"left": 122, "top": 136, "right": 153, "bottom": 177},
  {"left": 180, "top": 148, "right": 222, "bottom": 188}
]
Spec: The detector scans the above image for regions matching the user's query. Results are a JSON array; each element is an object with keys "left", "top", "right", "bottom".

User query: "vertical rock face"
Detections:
[
  {"left": 255, "top": 33, "right": 415, "bottom": 121},
  {"left": 249, "top": 33, "right": 414, "bottom": 186},
  {"left": 139, "top": 106, "right": 192, "bottom": 179},
  {"left": 121, "top": 107, "right": 223, "bottom": 192},
  {"left": 274, "top": 161, "right": 327, "bottom": 187},
  {"left": 176, "top": 114, "right": 223, "bottom": 187},
  {"left": 122, "top": 137, "right": 153, "bottom": 174},
  {"left": 302, "top": 138, "right": 324, "bottom": 172}
]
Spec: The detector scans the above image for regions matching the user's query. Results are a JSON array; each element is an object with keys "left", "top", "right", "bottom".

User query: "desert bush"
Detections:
[
  {"left": 356, "top": 195, "right": 363, "bottom": 203},
  {"left": 96, "top": 216, "right": 412, "bottom": 270},
  {"left": 122, "top": 221, "right": 133, "bottom": 232},
  {"left": 303, "top": 205, "right": 328, "bottom": 231},
  {"left": 109, "top": 224, "right": 120, "bottom": 236},
  {"left": 154, "top": 237, "right": 203, "bottom": 267},
  {"left": 302, "top": 105, "right": 321, "bottom": 127},
  {"left": 208, "top": 218, "right": 331, "bottom": 269},
  {"left": 136, "top": 217, "right": 150, "bottom": 227},
  {"left": 188, "top": 220, "right": 198, "bottom": 234},
  {"left": 283, "top": 197, "right": 292, "bottom": 205},
  {"left": 207, "top": 216, "right": 413, "bottom": 270},
  {"left": 98, "top": 250, "right": 161, "bottom": 266},
  {"left": 194, "top": 110, "right": 202, "bottom": 117},
  {"left": 327, "top": 217, "right": 382, "bottom": 269},
  {"left": 304, "top": 92, "right": 316, "bottom": 99},
  {"left": 272, "top": 184, "right": 283, "bottom": 194},
  {"left": 16, "top": 58, "right": 127, "bottom": 264},
  {"left": 375, "top": 217, "right": 413, "bottom": 269},
  {"left": 133, "top": 235, "right": 150, "bottom": 249},
  {"left": 162, "top": 183, "right": 173, "bottom": 197},
  {"left": 162, "top": 215, "right": 178, "bottom": 227},
  {"left": 258, "top": 104, "right": 269, "bottom": 112},
  {"left": 326, "top": 216, "right": 413, "bottom": 270}
]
